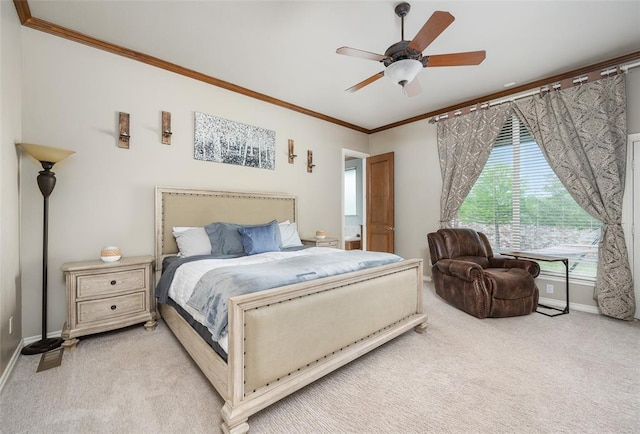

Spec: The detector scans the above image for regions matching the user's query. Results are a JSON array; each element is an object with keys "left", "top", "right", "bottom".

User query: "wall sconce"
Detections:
[
  {"left": 118, "top": 112, "right": 130, "bottom": 149},
  {"left": 288, "top": 139, "right": 297, "bottom": 164},
  {"left": 307, "top": 150, "right": 315, "bottom": 173},
  {"left": 162, "top": 111, "right": 172, "bottom": 145}
]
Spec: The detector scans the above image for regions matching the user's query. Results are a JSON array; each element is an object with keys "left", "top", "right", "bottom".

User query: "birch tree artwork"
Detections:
[{"left": 194, "top": 112, "right": 276, "bottom": 170}]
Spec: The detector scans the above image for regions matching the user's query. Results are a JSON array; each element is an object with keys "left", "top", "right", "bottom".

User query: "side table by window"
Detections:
[{"left": 501, "top": 251, "right": 569, "bottom": 317}]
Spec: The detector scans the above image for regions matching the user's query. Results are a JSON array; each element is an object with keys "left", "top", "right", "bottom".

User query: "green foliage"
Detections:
[
  {"left": 459, "top": 160, "right": 598, "bottom": 232},
  {"left": 459, "top": 164, "right": 513, "bottom": 224}
]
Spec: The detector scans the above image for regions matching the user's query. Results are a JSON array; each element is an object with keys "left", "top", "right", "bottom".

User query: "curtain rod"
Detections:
[{"left": 430, "top": 60, "right": 640, "bottom": 123}]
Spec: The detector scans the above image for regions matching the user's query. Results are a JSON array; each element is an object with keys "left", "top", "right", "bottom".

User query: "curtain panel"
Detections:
[
  {"left": 513, "top": 75, "right": 634, "bottom": 320},
  {"left": 436, "top": 105, "right": 512, "bottom": 228}
]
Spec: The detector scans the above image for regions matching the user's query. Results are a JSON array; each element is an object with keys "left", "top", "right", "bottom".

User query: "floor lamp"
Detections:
[{"left": 17, "top": 143, "right": 75, "bottom": 355}]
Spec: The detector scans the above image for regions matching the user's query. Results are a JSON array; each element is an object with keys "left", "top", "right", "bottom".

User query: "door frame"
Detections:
[
  {"left": 342, "top": 149, "right": 369, "bottom": 250},
  {"left": 624, "top": 132, "right": 640, "bottom": 319}
]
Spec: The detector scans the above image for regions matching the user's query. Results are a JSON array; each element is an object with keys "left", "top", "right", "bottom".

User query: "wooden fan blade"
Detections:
[
  {"left": 345, "top": 71, "right": 385, "bottom": 93},
  {"left": 426, "top": 51, "right": 486, "bottom": 67},
  {"left": 407, "top": 11, "right": 455, "bottom": 53},
  {"left": 336, "top": 47, "right": 387, "bottom": 62},
  {"left": 404, "top": 78, "right": 422, "bottom": 97}
]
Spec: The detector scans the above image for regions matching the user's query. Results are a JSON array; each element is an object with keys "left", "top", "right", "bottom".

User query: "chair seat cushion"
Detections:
[{"left": 483, "top": 268, "right": 535, "bottom": 300}]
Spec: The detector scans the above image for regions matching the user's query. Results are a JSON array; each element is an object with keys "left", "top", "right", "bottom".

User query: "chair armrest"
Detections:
[
  {"left": 434, "top": 259, "right": 484, "bottom": 282},
  {"left": 490, "top": 256, "right": 540, "bottom": 277}
]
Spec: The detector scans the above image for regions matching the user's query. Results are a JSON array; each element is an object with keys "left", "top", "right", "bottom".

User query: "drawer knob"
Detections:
[
  {"left": 110, "top": 280, "right": 117, "bottom": 285},
  {"left": 110, "top": 305, "right": 117, "bottom": 310}
]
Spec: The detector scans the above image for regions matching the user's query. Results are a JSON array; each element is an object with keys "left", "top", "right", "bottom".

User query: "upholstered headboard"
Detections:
[{"left": 154, "top": 187, "right": 298, "bottom": 273}]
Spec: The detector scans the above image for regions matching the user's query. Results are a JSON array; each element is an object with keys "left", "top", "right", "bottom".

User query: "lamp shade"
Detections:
[
  {"left": 384, "top": 59, "right": 423, "bottom": 87},
  {"left": 17, "top": 143, "right": 75, "bottom": 164}
]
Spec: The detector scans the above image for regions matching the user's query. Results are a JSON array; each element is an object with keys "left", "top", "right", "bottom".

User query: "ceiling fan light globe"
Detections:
[{"left": 385, "top": 59, "right": 422, "bottom": 87}]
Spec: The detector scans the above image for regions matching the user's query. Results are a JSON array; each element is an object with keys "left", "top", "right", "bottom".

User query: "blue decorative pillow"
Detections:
[
  {"left": 204, "top": 222, "right": 245, "bottom": 256},
  {"left": 238, "top": 221, "right": 281, "bottom": 255}
]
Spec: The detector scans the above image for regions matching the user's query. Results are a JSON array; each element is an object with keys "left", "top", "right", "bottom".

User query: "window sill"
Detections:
[{"left": 538, "top": 270, "right": 595, "bottom": 287}]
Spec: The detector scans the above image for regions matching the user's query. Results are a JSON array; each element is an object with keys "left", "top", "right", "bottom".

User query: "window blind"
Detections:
[{"left": 457, "top": 115, "right": 600, "bottom": 278}]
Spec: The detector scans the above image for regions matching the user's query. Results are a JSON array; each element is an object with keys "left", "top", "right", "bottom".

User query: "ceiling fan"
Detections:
[{"left": 336, "top": 2, "right": 486, "bottom": 97}]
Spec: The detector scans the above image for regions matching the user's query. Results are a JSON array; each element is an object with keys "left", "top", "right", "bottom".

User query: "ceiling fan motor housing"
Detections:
[{"left": 383, "top": 40, "right": 424, "bottom": 67}]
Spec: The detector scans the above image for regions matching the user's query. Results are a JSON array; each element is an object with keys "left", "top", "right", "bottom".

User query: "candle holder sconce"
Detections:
[
  {"left": 162, "top": 111, "right": 172, "bottom": 145},
  {"left": 307, "top": 150, "right": 316, "bottom": 173},
  {"left": 118, "top": 112, "right": 130, "bottom": 149},
  {"left": 288, "top": 139, "right": 297, "bottom": 164}
]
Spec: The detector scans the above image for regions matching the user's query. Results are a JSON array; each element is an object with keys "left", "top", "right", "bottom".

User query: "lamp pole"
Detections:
[
  {"left": 21, "top": 162, "right": 64, "bottom": 355},
  {"left": 17, "top": 143, "right": 75, "bottom": 356}
]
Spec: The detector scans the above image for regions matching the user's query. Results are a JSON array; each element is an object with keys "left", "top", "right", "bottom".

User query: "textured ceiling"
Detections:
[{"left": 25, "top": 1, "right": 640, "bottom": 131}]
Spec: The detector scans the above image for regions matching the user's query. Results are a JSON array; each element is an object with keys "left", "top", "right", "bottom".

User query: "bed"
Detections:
[{"left": 154, "top": 187, "right": 427, "bottom": 433}]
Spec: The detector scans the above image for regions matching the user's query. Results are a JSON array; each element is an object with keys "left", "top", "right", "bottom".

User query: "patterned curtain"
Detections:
[
  {"left": 437, "top": 105, "right": 512, "bottom": 228},
  {"left": 513, "top": 75, "right": 635, "bottom": 320}
]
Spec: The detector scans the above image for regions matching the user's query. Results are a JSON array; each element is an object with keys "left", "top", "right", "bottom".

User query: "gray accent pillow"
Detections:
[
  {"left": 238, "top": 220, "right": 281, "bottom": 255},
  {"left": 204, "top": 222, "right": 245, "bottom": 256},
  {"left": 205, "top": 220, "right": 282, "bottom": 257}
]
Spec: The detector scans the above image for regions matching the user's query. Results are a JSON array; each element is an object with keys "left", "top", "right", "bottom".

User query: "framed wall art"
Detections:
[{"left": 194, "top": 112, "right": 276, "bottom": 170}]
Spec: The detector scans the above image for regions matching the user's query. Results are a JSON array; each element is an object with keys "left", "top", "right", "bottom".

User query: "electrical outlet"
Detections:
[
  {"left": 546, "top": 284, "right": 554, "bottom": 294},
  {"left": 9, "top": 316, "right": 13, "bottom": 335}
]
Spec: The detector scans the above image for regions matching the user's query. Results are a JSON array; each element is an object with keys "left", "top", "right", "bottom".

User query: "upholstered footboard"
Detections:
[{"left": 222, "top": 258, "right": 426, "bottom": 433}]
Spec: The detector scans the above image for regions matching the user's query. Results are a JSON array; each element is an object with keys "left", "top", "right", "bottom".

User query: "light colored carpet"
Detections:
[{"left": 1, "top": 282, "right": 639, "bottom": 433}]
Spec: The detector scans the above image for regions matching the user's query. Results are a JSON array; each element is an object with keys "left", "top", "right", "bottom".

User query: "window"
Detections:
[
  {"left": 344, "top": 167, "right": 357, "bottom": 216},
  {"left": 455, "top": 115, "right": 600, "bottom": 278}
]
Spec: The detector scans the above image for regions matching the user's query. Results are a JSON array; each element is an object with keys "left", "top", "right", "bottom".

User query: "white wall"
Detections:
[
  {"left": 19, "top": 29, "right": 368, "bottom": 338},
  {"left": 369, "top": 120, "right": 442, "bottom": 272},
  {"left": 0, "top": 1, "right": 23, "bottom": 375}
]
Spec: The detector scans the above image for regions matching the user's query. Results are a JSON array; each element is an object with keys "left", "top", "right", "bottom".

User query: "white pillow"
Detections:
[
  {"left": 172, "top": 227, "right": 211, "bottom": 257},
  {"left": 279, "top": 222, "right": 303, "bottom": 248},
  {"left": 172, "top": 226, "right": 195, "bottom": 233}
]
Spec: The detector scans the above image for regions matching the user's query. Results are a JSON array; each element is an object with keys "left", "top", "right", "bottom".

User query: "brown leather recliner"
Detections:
[{"left": 427, "top": 228, "right": 540, "bottom": 318}]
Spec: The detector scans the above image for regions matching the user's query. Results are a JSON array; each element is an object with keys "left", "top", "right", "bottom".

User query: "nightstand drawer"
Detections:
[
  {"left": 77, "top": 291, "right": 146, "bottom": 324},
  {"left": 301, "top": 237, "right": 340, "bottom": 248},
  {"left": 315, "top": 239, "right": 339, "bottom": 248},
  {"left": 77, "top": 268, "right": 146, "bottom": 298}
]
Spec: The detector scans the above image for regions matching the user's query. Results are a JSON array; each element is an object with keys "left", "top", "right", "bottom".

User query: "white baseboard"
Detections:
[
  {"left": 538, "top": 296, "right": 600, "bottom": 315},
  {"left": 22, "top": 329, "right": 62, "bottom": 346},
  {"left": 0, "top": 329, "right": 64, "bottom": 396},
  {"left": 424, "top": 277, "right": 600, "bottom": 315},
  {"left": 0, "top": 339, "right": 23, "bottom": 396}
]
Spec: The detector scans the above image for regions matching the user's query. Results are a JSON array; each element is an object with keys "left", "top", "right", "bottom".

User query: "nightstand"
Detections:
[
  {"left": 61, "top": 255, "right": 156, "bottom": 349},
  {"left": 301, "top": 237, "right": 340, "bottom": 248}
]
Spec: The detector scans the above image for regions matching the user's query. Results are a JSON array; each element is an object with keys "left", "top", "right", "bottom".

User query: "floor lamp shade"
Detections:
[{"left": 17, "top": 143, "right": 75, "bottom": 355}]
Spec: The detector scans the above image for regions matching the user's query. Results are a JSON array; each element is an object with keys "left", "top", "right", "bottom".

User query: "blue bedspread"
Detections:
[{"left": 185, "top": 250, "right": 402, "bottom": 340}]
